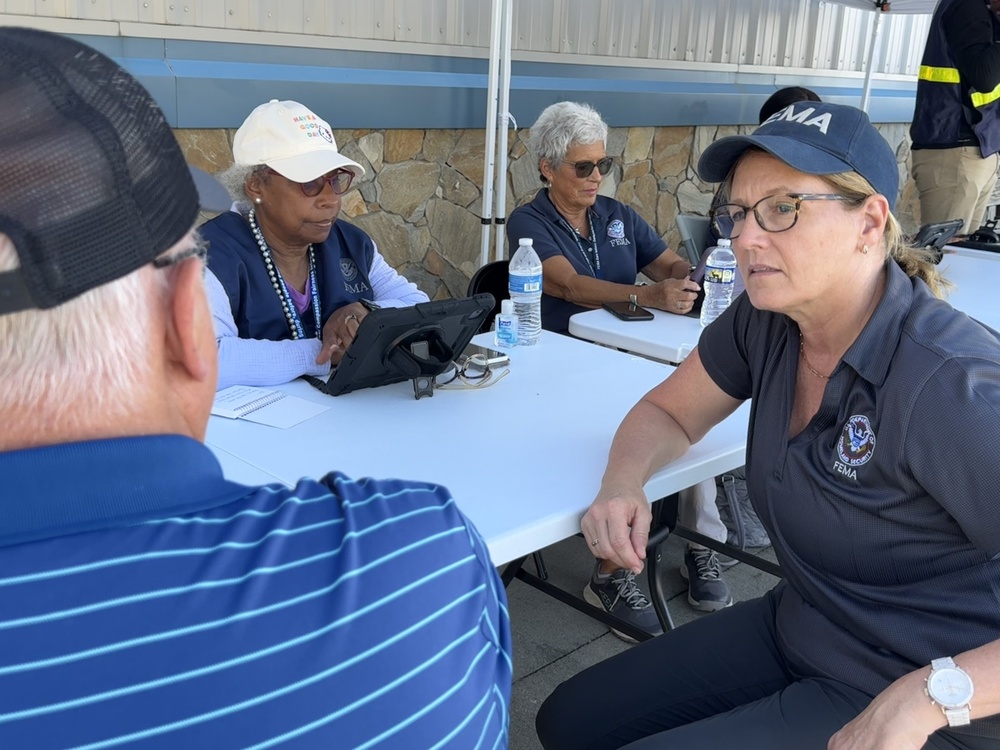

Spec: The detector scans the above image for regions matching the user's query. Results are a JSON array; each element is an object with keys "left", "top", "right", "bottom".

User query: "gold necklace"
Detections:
[{"left": 799, "top": 339, "right": 832, "bottom": 380}]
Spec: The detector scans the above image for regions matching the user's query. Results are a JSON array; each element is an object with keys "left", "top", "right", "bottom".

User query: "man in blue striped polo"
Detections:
[{"left": 0, "top": 28, "right": 512, "bottom": 749}]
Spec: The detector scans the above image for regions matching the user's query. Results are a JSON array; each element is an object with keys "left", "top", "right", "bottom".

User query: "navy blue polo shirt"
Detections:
[
  {"left": 0, "top": 435, "right": 512, "bottom": 748},
  {"left": 202, "top": 211, "right": 377, "bottom": 341},
  {"left": 700, "top": 261, "right": 1000, "bottom": 739},
  {"left": 507, "top": 190, "right": 667, "bottom": 333}
]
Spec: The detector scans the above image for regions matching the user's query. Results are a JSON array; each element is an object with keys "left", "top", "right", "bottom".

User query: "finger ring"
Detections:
[
  {"left": 676, "top": 301, "right": 683, "bottom": 309},
  {"left": 345, "top": 314, "right": 359, "bottom": 323},
  {"left": 591, "top": 538, "right": 599, "bottom": 547}
]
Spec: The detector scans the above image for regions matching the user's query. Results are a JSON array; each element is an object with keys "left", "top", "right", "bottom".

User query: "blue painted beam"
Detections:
[{"left": 65, "top": 33, "right": 917, "bottom": 129}]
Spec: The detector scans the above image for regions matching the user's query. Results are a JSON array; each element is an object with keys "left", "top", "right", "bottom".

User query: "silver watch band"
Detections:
[
  {"left": 928, "top": 657, "right": 973, "bottom": 727},
  {"left": 944, "top": 707, "right": 971, "bottom": 726}
]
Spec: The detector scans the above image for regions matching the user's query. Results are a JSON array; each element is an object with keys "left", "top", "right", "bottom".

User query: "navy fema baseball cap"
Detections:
[{"left": 698, "top": 101, "right": 899, "bottom": 211}]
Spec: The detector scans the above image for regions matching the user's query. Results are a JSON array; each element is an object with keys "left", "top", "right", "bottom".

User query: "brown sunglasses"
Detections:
[{"left": 266, "top": 167, "right": 355, "bottom": 197}]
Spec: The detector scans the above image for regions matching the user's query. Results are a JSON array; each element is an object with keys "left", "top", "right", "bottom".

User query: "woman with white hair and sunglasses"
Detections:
[
  {"left": 509, "top": 101, "right": 735, "bottom": 638},
  {"left": 507, "top": 101, "right": 700, "bottom": 336},
  {"left": 201, "top": 99, "right": 427, "bottom": 390}
]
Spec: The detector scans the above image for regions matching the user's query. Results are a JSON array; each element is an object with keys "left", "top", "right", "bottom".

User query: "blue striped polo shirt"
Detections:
[{"left": 0, "top": 435, "right": 512, "bottom": 749}]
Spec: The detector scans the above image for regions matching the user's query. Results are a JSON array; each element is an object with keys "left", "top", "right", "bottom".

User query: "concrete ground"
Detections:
[{"left": 505, "top": 532, "right": 780, "bottom": 750}]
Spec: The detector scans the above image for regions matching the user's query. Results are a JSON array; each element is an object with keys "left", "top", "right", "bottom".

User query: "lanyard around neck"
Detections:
[{"left": 561, "top": 210, "right": 601, "bottom": 277}]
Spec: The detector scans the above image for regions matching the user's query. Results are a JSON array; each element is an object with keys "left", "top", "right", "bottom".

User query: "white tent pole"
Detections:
[
  {"left": 480, "top": 0, "right": 505, "bottom": 268},
  {"left": 493, "top": 0, "right": 514, "bottom": 262},
  {"left": 859, "top": 10, "right": 884, "bottom": 112}
]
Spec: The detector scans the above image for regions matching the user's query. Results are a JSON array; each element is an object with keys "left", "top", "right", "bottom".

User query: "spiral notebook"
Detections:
[{"left": 211, "top": 385, "right": 330, "bottom": 429}]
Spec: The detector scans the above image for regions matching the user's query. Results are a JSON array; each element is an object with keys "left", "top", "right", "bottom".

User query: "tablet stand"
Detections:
[{"left": 409, "top": 341, "right": 435, "bottom": 400}]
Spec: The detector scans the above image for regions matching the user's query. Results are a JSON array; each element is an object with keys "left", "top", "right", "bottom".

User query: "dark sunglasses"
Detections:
[
  {"left": 267, "top": 167, "right": 355, "bottom": 197},
  {"left": 562, "top": 156, "right": 614, "bottom": 178}
]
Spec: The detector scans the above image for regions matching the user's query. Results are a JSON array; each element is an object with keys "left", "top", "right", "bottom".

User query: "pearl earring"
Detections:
[
  {"left": 862, "top": 244, "right": 869, "bottom": 254},
  {"left": 254, "top": 197, "right": 262, "bottom": 205}
]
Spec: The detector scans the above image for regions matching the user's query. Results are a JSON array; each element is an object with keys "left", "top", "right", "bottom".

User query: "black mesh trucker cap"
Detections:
[{"left": 0, "top": 28, "right": 228, "bottom": 315}]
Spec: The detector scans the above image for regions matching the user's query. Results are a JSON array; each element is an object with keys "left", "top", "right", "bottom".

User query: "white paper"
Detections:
[
  {"left": 212, "top": 385, "right": 329, "bottom": 428},
  {"left": 240, "top": 396, "right": 329, "bottom": 429}
]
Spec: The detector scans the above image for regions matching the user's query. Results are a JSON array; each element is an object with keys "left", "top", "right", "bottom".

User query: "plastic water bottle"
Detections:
[
  {"left": 699, "top": 238, "right": 737, "bottom": 328},
  {"left": 508, "top": 237, "right": 543, "bottom": 345},
  {"left": 494, "top": 299, "right": 519, "bottom": 348}
]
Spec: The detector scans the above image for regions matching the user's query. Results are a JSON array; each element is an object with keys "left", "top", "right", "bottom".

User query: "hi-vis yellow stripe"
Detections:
[
  {"left": 972, "top": 83, "right": 1000, "bottom": 107},
  {"left": 919, "top": 65, "right": 1000, "bottom": 107},
  {"left": 919, "top": 65, "right": 960, "bottom": 84}
]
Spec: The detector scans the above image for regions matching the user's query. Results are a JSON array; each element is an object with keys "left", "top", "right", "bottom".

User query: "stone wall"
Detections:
[{"left": 176, "top": 122, "right": 919, "bottom": 300}]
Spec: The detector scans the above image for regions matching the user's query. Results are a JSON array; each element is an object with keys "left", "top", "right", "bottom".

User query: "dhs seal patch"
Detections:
[
  {"left": 608, "top": 220, "right": 625, "bottom": 239},
  {"left": 340, "top": 259, "right": 359, "bottom": 282},
  {"left": 837, "top": 415, "right": 876, "bottom": 467}
]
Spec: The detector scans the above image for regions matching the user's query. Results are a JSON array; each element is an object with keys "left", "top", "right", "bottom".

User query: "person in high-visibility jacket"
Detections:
[{"left": 910, "top": 0, "right": 1000, "bottom": 235}]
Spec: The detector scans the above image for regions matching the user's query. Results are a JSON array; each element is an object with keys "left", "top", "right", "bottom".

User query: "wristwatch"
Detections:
[{"left": 925, "top": 657, "right": 974, "bottom": 726}]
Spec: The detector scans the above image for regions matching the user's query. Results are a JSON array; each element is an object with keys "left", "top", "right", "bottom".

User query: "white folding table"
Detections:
[
  {"left": 568, "top": 252, "right": 1000, "bottom": 361},
  {"left": 568, "top": 307, "right": 704, "bottom": 364},
  {"left": 206, "top": 330, "right": 749, "bottom": 568},
  {"left": 937, "top": 252, "right": 1000, "bottom": 330}
]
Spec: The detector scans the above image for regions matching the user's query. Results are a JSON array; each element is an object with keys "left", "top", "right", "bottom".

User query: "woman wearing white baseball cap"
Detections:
[{"left": 200, "top": 99, "right": 428, "bottom": 390}]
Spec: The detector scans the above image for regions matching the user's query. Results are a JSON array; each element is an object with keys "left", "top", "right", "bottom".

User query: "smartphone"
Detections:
[
  {"left": 462, "top": 343, "right": 511, "bottom": 367},
  {"left": 602, "top": 300, "right": 654, "bottom": 321}
]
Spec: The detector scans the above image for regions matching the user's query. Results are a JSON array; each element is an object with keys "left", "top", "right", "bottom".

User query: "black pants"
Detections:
[{"left": 536, "top": 589, "right": 992, "bottom": 750}]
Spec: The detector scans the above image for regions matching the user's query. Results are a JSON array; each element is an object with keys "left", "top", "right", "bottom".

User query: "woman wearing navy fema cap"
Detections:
[{"left": 538, "top": 101, "right": 1000, "bottom": 749}]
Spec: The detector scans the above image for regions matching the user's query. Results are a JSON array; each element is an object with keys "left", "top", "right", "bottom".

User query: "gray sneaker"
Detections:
[
  {"left": 680, "top": 547, "right": 734, "bottom": 612},
  {"left": 584, "top": 564, "right": 664, "bottom": 641}
]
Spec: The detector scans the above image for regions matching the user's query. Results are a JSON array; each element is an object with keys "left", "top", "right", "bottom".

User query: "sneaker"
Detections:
[
  {"left": 680, "top": 547, "right": 734, "bottom": 612},
  {"left": 717, "top": 553, "right": 741, "bottom": 569},
  {"left": 583, "top": 563, "right": 664, "bottom": 642}
]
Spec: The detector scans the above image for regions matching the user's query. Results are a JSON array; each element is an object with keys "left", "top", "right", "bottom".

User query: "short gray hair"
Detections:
[
  {"left": 215, "top": 163, "right": 269, "bottom": 212},
  {"left": 0, "top": 232, "right": 194, "bottom": 424},
  {"left": 528, "top": 101, "right": 609, "bottom": 177}
]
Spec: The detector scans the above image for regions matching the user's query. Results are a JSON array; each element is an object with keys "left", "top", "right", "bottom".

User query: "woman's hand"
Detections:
[
  {"left": 828, "top": 670, "right": 942, "bottom": 750},
  {"left": 316, "top": 301, "right": 368, "bottom": 366},
  {"left": 641, "top": 277, "right": 700, "bottom": 316},
  {"left": 580, "top": 484, "right": 652, "bottom": 574}
]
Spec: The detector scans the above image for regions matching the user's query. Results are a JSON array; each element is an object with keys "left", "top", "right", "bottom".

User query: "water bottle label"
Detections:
[
  {"left": 509, "top": 273, "right": 542, "bottom": 295},
  {"left": 705, "top": 267, "right": 735, "bottom": 284}
]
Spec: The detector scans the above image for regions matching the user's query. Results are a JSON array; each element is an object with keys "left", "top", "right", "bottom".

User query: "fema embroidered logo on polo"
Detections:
[
  {"left": 607, "top": 219, "right": 631, "bottom": 247},
  {"left": 340, "top": 258, "right": 359, "bottom": 282},
  {"left": 832, "top": 414, "right": 876, "bottom": 480}
]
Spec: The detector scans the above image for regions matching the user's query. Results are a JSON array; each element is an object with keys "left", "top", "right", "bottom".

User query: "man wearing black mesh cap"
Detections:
[{"left": 0, "top": 28, "right": 511, "bottom": 749}]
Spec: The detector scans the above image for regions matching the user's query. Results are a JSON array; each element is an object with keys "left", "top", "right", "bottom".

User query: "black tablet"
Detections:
[
  {"left": 912, "top": 219, "right": 965, "bottom": 250},
  {"left": 322, "top": 294, "right": 494, "bottom": 396}
]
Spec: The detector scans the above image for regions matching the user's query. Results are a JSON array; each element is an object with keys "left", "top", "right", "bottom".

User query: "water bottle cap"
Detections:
[
  {"left": 717, "top": 237, "right": 732, "bottom": 247},
  {"left": 501, "top": 299, "right": 515, "bottom": 314},
  {"left": 519, "top": 237, "right": 533, "bottom": 246}
]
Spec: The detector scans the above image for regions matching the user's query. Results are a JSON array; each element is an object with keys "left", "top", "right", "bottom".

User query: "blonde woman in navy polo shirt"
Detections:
[
  {"left": 538, "top": 102, "right": 1000, "bottom": 749},
  {"left": 508, "top": 101, "right": 736, "bottom": 636}
]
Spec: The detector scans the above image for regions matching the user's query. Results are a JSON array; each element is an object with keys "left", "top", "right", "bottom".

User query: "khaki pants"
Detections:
[{"left": 911, "top": 146, "right": 1000, "bottom": 234}]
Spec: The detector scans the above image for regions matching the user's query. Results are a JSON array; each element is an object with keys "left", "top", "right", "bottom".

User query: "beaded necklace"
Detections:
[{"left": 248, "top": 208, "right": 322, "bottom": 340}]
